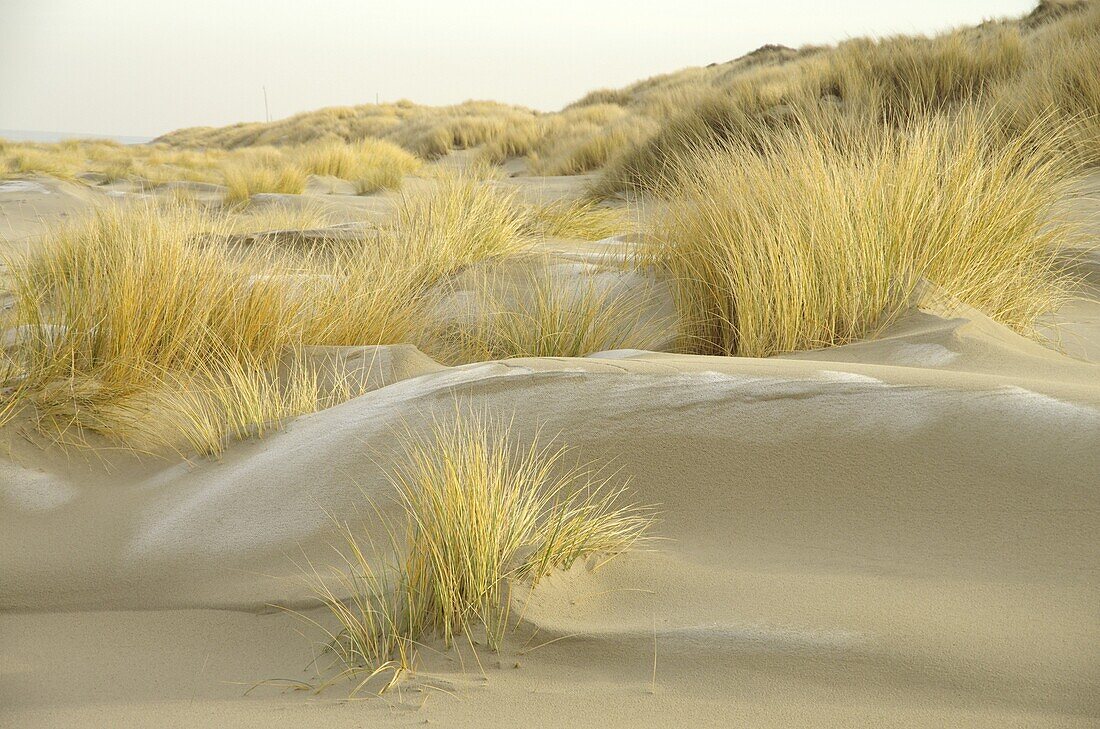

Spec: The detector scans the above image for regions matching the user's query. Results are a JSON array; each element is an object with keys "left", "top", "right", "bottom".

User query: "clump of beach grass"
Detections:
[
  {"left": 222, "top": 160, "right": 307, "bottom": 203},
  {"left": 387, "top": 174, "right": 533, "bottom": 281},
  {"left": 2, "top": 202, "right": 321, "bottom": 453},
  {"left": 293, "top": 138, "right": 421, "bottom": 193},
  {"left": 423, "top": 264, "right": 667, "bottom": 364},
  {"left": 1, "top": 175, "right": 542, "bottom": 452},
  {"left": 521, "top": 198, "right": 632, "bottom": 240},
  {"left": 300, "top": 414, "right": 653, "bottom": 693},
  {"left": 647, "top": 111, "right": 1078, "bottom": 357},
  {"left": 3, "top": 146, "right": 83, "bottom": 180}
]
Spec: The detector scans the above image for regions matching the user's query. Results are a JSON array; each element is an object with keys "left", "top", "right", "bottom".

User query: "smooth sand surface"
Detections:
[{"left": 2, "top": 172, "right": 1098, "bottom": 728}]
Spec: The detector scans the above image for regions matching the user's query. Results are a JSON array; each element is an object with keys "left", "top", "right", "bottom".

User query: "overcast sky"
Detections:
[{"left": 0, "top": 0, "right": 1036, "bottom": 138}]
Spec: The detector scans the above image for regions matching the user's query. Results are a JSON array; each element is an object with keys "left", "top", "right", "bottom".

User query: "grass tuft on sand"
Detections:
[
  {"left": 424, "top": 264, "right": 667, "bottom": 364},
  {"left": 222, "top": 161, "right": 307, "bottom": 203},
  {"left": 521, "top": 198, "right": 632, "bottom": 241},
  {"left": 1, "top": 178, "right": 540, "bottom": 453},
  {"left": 293, "top": 138, "right": 421, "bottom": 193},
  {"left": 301, "top": 414, "right": 653, "bottom": 693},
  {"left": 646, "top": 111, "right": 1078, "bottom": 357}
]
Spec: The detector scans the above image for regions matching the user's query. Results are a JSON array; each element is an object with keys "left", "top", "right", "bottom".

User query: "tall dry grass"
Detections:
[
  {"left": 996, "top": 2, "right": 1100, "bottom": 162},
  {"left": 521, "top": 198, "right": 631, "bottom": 240},
  {"left": 3, "top": 203, "right": 320, "bottom": 453},
  {"left": 293, "top": 138, "right": 421, "bottom": 193},
  {"left": 385, "top": 175, "right": 533, "bottom": 282},
  {"left": 2, "top": 178, "right": 539, "bottom": 453},
  {"left": 222, "top": 161, "right": 307, "bottom": 203},
  {"left": 421, "top": 257, "right": 667, "bottom": 365},
  {"left": 646, "top": 111, "right": 1078, "bottom": 357},
  {"left": 301, "top": 414, "right": 652, "bottom": 693}
]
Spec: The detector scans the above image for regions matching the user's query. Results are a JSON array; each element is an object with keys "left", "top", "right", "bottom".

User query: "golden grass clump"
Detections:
[
  {"left": 528, "top": 116, "right": 659, "bottom": 176},
  {"left": 592, "top": 84, "right": 798, "bottom": 196},
  {"left": 302, "top": 414, "right": 652, "bottom": 693},
  {"left": 647, "top": 111, "right": 1077, "bottom": 357},
  {"left": 2, "top": 202, "right": 320, "bottom": 453},
  {"left": 424, "top": 265, "right": 666, "bottom": 364},
  {"left": 386, "top": 175, "right": 534, "bottom": 283},
  {"left": 1, "top": 174, "right": 545, "bottom": 452},
  {"left": 521, "top": 198, "right": 631, "bottom": 240},
  {"left": 293, "top": 138, "right": 421, "bottom": 193},
  {"left": 222, "top": 160, "right": 307, "bottom": 203},
  {"left": 3, "top": 146, "right": 83, "bottom": 179}
]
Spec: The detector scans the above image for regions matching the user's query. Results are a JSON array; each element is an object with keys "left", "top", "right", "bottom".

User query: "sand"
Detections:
[{"left": 1, "top": 172, "right": 1098, "bottom": 728}]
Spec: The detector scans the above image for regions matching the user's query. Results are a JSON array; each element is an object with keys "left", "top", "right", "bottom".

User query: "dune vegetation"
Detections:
[
  {"left": 301, "top": 414, "right": 652, "bottom": 693},
  {"left": 1, "top": 0, "right": 1097, "bottom": 706},
  {"left": 423, "top": 263, "right": 667, "bottom": 365},
  {"left": 0, "top": 178, "right": 630, "bottom": 449},
  {"left": 646, "top": 111, "right": 1078, "bottom": 357},
  {"left": 0, "top": 136, "right": 417, "bottom": 201},
  {"left": 133, "top": 0, "right": 1096, "bottom": 191}
]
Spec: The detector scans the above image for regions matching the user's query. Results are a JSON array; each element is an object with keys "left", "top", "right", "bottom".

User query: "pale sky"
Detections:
[{"left": 0, "top": 0, "right": 1036, "bottom": 139}]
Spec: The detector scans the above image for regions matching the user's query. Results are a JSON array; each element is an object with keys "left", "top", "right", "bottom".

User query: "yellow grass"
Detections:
[
  {"left": 817, "top": 28, "right": 1026, "bottom": 124},
  {"left": 528, "top": 116, "right": 658, "bottom": 176},
  {"left": 3, "top": 203, "right": 314, "bottom": 452},
  {"left": 424, "top": 264, "right": 667, "bottom": 364},
  {"left": 3, "top": 146, "right": 83, "bottom": 179},
  {"left": 386, "top": 175, "right": 533, "bottom": 282},
  {"left": 301, "top": 414, "right": 652, "bottom": 693},
  {"left": 222, "top": 160, "right": 307, "bottom": 203},
  {"left": 996, "top": 2, "right": 1100, "bottom": 162},
  {"left": 293, "top": 138, "right": 421, "bottom": 193},
  {"left": 521, "top": 198, "right": 631, "bottom": 240},
  {"left": 592, "top": 2, "right": 1097, "bottom": 195},
  {"left": 646, "top": 111, "right": 1077, "bottom": 357},
  {"left": 1, "top": 176, "right": 540, "bottom": 452}
]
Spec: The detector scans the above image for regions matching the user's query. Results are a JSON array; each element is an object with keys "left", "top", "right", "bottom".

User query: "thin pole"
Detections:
[{"left": 263, "top": 86, "right": 270, "bottom": 122}]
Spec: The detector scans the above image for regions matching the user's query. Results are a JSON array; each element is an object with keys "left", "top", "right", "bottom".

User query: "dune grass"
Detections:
[
  {"left": 521, "top": 198, "right": 632, "bottom": 240},
  {"left": 386, "top": 175, "right": 533, "bottom": 282},
  {"left": 816, "top": 28, "right": 1026, "bottom": 124},
  {"left": 591, "top": 2, "right": 1097, "bottom": 196},
  {"left": 424, "top": 264, "right": 665, "bottom": 364},
  {"left": 3, "top": 146, "right": 83, "bottom": 179},
  {"left": 219, "top": 201, "right": 336, "bottom": 234},
  {"left": 222, "top": 161, "right": 307, "bottom": 203},
  {"left": 528, "top": 116, "right": 659, "bottom": 176},
  {"left": 2, "top": 203, "right": 318, "bottom": 453},
  {"left": 302, "top": 414, "right": 652, "bottom": 693},
  {"left": 1, "top": 174, "right": 542, "bottom": 453},
  {"left": 996, "top": 2, "right": 1100, "bottom": 162},
  {"left": 646, "top": 111, "right": 1078, "bottom": 357},
  {"left": 2, "top": 0, "right": 1092, "bottom": 443},
  {"left": 293, "top": 138, "right": 421, "bottom": 193}
]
